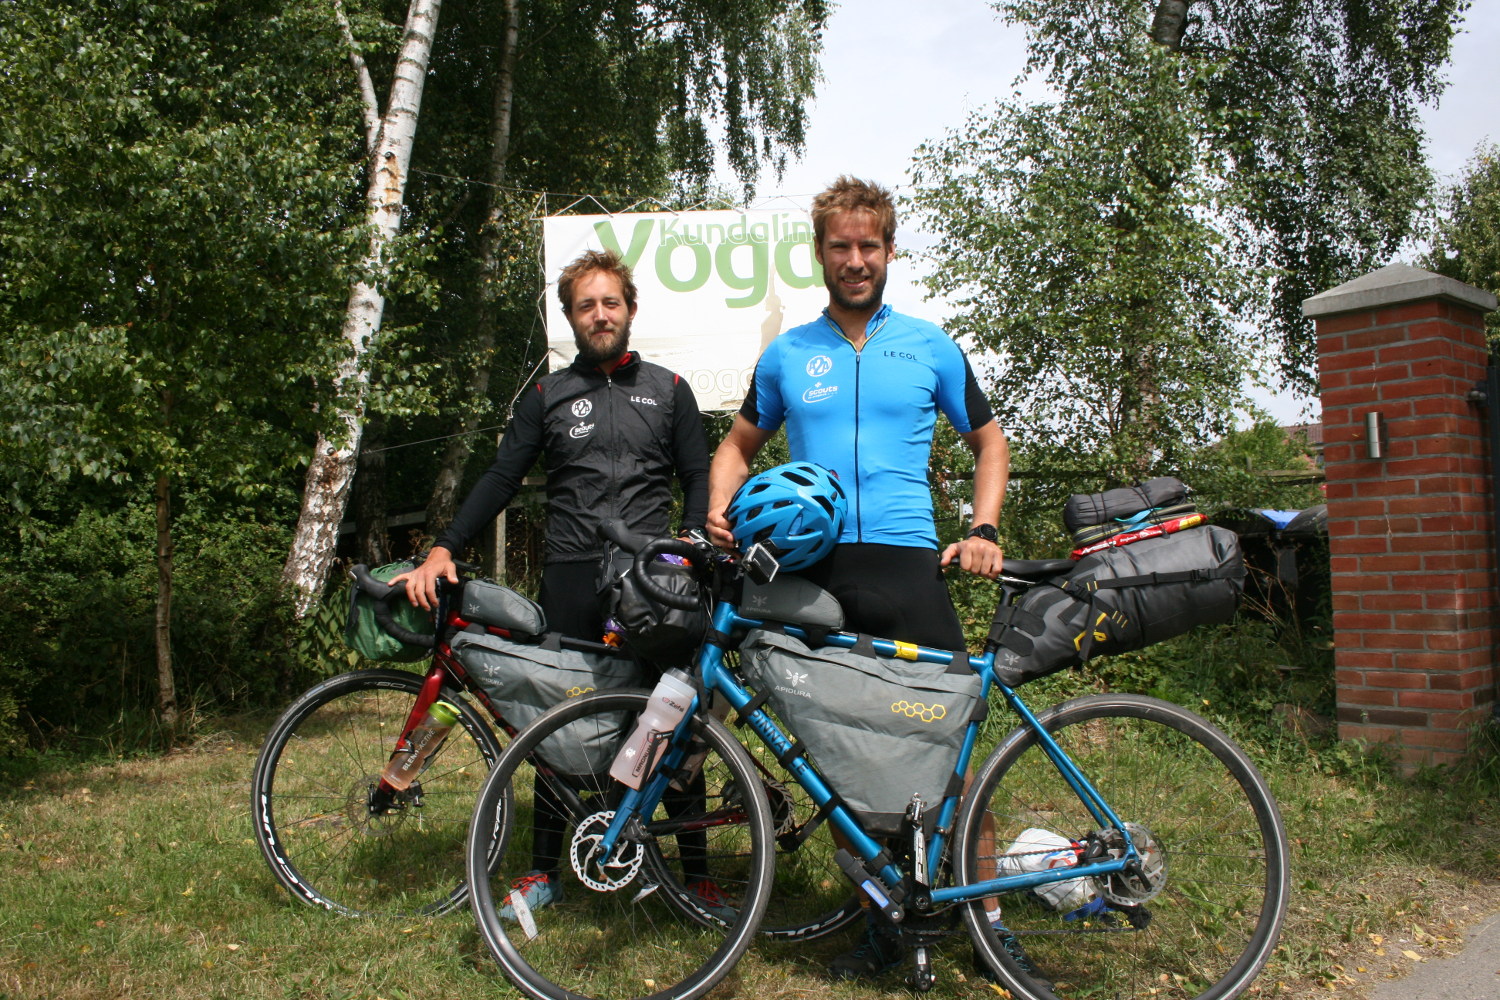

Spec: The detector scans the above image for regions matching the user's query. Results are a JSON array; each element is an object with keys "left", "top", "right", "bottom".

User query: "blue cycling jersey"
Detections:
[{"left": 742, "top": 304, "right": 994, "bottom": 548}]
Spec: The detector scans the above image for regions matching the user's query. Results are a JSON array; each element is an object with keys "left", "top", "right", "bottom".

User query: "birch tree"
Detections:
[
  {"left": 987, "top": 0, "right": 1470, "bottom": 392},
  {"left": 282, "top": 0, "right": 443, "bottom": 616}
]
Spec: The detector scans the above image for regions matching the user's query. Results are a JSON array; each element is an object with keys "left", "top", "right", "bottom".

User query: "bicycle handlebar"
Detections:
[
  {"left": 349, "top": 564, "right": 437, "bottom": 649},
  {"left": 630, "top": 538, "right": 711, "bottom": 611}
]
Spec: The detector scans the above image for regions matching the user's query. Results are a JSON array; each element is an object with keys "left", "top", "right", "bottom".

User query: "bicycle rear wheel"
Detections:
[
  {"left": 251, "top": 668, "right": 502, "bottom": 917},
  {"left": 467, "top": 689, "right": 773, "bottom": 1000},
  {"left": 957, "top": 694, "right": 1289, "bottom": 1000}
]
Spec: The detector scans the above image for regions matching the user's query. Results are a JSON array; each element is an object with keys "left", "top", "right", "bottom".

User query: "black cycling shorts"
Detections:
[{"left": 798, "top": 543, "right": 965, "bottom": 651}]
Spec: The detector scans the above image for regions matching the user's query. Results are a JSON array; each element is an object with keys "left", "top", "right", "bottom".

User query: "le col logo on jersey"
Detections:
[
  {"left": 571, "top": 399, "right": 593, "bottom": 418},
  {"left": 630, "top": 395, "right": 657, "bottom": 406},
  {"left": 805, "top": 354, "right": 833, "bottom": 378}
]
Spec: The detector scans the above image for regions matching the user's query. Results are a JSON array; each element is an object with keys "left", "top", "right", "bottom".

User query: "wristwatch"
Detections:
[{"left": 965, "top": 523, "right": 998, "bottom": 543}]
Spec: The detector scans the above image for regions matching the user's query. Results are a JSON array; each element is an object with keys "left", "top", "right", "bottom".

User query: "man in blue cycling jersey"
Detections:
[
  {"left": 706, "top": 176, "right": 1010, "bottom": 980},
  {"left": 707, "top": 175, "right": 1008, "bottom": 652}
]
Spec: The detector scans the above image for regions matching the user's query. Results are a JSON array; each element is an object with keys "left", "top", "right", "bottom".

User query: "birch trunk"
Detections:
[
  {"left": 1150, "top": 0, "right": 1190, "bottom": 49},
  {"left": 282, "top": 0, "right": 443, "bottom": 617},
  {"left": 425, "top": 0, "right": 521, "bottom": 533}
]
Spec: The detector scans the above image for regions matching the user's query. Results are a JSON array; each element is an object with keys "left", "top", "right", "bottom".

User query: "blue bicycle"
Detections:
[{"left": 464, "top": 525, "right": 1289, "bottom": 1000}]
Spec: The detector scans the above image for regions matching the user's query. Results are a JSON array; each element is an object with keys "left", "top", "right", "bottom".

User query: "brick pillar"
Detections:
[{"left": 1305, "top": 263, "right": 1499, "bottom": 767}]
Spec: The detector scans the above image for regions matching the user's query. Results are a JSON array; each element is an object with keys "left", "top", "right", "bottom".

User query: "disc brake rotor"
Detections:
[
  {"left": 1101, "top": 822, "right": 1167, "bottom": 905},
  {"left": 570, "top": 810, "right": 644, "bottom": 892}
]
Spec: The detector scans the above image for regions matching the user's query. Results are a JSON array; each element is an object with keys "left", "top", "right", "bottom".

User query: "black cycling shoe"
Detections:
[
  {"left": 973, "top": 928, "right": 1054, "bottom": 993},
  {"left": 826, "top": 922, "right": 903, "bottom": 981}
]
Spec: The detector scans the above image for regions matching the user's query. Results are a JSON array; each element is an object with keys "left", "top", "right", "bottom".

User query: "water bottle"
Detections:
[
  {"left": 381, "top": 700, "right": 461, "bottom": 791},
  {"left": 609, "top": 669, "right": 695, "bottom": 790},
  {"left": 996, "top": 827, "right": 1101, "bottom": 916}
]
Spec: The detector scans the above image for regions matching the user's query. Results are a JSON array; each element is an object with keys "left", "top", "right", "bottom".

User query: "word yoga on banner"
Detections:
[{"left": 543, "top": 210, "right": 828, "bottom": 411}]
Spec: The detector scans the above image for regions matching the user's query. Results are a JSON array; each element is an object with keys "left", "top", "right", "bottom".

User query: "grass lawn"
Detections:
[{"left": 1, "top": 704, "right": 1497, "bottom": 1000}]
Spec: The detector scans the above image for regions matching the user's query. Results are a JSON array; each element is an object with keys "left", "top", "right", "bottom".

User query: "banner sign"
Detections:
[{"left": 543, "top": 210, "right": 827, "bottom": 411}]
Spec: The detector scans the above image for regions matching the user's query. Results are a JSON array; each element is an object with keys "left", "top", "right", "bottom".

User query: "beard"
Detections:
[
  {"left": 825, "top": 268, "right": 887, "bottom": 314},
  {"left": 573, "top": 316, "right": 632, "bottom": 366}
]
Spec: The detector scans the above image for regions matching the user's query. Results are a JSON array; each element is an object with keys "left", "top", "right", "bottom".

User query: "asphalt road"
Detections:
[{"left": 1369, "top": 911, "right": 1500, "bottom": 1000}]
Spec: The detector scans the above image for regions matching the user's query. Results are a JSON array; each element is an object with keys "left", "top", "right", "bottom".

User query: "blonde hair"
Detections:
[{"left": 811, "top": 176, "right": 897, "bottom": 245}]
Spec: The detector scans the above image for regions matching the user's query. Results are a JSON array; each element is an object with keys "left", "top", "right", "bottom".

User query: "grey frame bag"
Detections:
[
  {"left": 450, "top": 580, "right": 644, "bottom": 776},
  {"left": 739, "top": 628, "right": 984, "bottom": 837}
]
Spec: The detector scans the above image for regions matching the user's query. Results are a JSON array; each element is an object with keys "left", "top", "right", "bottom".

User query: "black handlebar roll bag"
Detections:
[
  {"left": 597, "top": 544, "right": 708, "bottom": 667},
  {"left": 989, "top": 525, "right": 1245, "bottom": 688}
]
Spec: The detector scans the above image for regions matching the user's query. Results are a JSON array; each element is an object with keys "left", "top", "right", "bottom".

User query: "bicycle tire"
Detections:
[
  {"left": 467, "top": 689, "right": 774, "bottom": 1000},
  {"left": 957, "top": 694, "right": 1289, "bottom": 1000},
  {"left": 251, "top": 667, "right": 503, "bottom": 917}
]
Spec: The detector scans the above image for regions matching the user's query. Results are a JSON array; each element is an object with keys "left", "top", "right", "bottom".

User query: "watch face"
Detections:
[{"left": 969, "top": 524, "right": 997, "bottom": 543}]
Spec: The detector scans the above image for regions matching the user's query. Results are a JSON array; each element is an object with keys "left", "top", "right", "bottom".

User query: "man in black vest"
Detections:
[{"left": 395, "top": 248, "right": 711, "bottom": 919}]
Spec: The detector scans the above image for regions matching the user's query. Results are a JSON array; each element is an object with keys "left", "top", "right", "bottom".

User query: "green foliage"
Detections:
[
  {"left": 984, "top": 0, "right": 1468, "bottom": 394},
  {"left": 1425, "top": 142, "right": 1500, "bottom": 343},
  {"left": 1177, "top": 419, "right": 1324, "bottom": 516},
  {"left": 0, "top": 0, "right": 364, "bottom": 496},
  {"left": 911, "top": 33, "right": 1270, "bottom": 480},
  {"left": 0, "top": 484, "right": 300, "bottom": 752}
]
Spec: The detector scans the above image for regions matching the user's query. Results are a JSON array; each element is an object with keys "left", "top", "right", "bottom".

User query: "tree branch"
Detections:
[{"left": 333, "top": 0, "right": 381, "bottom": 153}]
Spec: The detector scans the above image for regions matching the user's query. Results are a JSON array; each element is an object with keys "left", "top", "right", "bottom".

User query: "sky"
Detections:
[{"left": 735, "top": 0, "right": 1500, "bottom": 424}]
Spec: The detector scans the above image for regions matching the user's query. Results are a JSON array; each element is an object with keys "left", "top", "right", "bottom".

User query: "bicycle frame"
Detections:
[{"left": 594, "top": 588, "right": 1148, "bottom": 916}]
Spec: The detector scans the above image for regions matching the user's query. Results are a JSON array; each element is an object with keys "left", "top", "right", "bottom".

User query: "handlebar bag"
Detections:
[
  {"left": 450, "top": 630, "right": 644, "bottom": 776},
  {"left": 988, "top": 524, "right": 1245, "bottom": 687},
  {"left": 739, "top": 628, "right": 984, "bottom": 837},
  {"left": 344, "top": 559, "right": 434, "bottom": 663},
  {"left": 598, "top": 548, "right": 708, "bottom": 666}
]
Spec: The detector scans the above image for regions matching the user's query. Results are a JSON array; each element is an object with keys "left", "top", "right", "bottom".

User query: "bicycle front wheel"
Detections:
[
  {"left": 251, "top": 668, "right": 502, "bottom": 917},
  {"left": 957, "top": 694, "right": 1289, "bottom": 1000},
  {"left": 467, "top": 689, "right": 774, "bottom": 1000}
]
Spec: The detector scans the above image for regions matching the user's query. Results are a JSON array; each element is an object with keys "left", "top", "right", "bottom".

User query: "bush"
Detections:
[{"left": 0, "top": 482, "right": 298, "bottom": 751}]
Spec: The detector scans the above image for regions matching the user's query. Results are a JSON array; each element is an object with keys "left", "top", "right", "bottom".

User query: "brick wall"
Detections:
[{"left": 1306, "top": 264, "right": 1499, "bottom": 766}]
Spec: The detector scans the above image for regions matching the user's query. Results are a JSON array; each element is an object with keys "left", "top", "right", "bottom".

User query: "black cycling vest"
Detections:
[{"left": 534, "top": 354, "right": 687, "bottom": 562}]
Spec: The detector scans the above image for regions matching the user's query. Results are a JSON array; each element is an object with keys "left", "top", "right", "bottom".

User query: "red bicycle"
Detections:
[{"left": 250, "top": 557, "right": 861, "bottom": 937}]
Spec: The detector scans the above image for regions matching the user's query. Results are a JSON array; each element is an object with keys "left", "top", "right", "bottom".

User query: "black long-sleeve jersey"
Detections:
[{"left": 435, "top": 352, "right": 710, "bottom": 564}]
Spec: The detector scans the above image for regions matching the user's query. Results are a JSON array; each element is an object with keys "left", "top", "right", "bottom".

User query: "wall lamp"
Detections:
[{"left": 1365, "top": 411, "right": 1385, "bottom": 460}]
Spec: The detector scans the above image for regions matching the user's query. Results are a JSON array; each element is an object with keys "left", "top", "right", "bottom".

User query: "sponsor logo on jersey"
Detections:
[
  {"left": 883, "top": 350, "right": 919, "bottom": 362},
  {"left": 630, "top": 395, "right": 657, "bottom": 406},
  {"left": 570, "top": 423, "right": 595, "bottom": 439},
  {"left": 571, "top": 399, "right": 593, "bottom": 418},
  {"left": 805, "top": 354, "right": 833, "bottom": 378},
  {"left": 801, "top": 382, "right": 839, "bottom": 404}
]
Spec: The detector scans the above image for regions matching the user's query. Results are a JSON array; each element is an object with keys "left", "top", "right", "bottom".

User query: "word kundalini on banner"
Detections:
[{"left": 543, "top": 210, "right": 826, "bottom": 411}]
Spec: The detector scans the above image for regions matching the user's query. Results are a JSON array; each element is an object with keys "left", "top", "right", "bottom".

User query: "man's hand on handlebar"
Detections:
[
  {"left": 940, "top": 536, "right": 1004, "bottom": 581},
  {"left": 389, "top": 546, "right": 460, "bottom": 611}
]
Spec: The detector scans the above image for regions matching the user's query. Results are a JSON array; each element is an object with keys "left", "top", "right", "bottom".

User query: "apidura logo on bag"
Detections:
[
  {"left": 774, "top": 667, "right": 812, "bottom": 700},
  {"left": 892, "top": 700, "right": 947, "bottom": 723}
]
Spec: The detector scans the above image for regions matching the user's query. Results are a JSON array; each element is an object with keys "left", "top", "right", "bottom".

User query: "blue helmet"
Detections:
[{"left": 725, "top": 462, "right": 847, "bottom": 571}]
